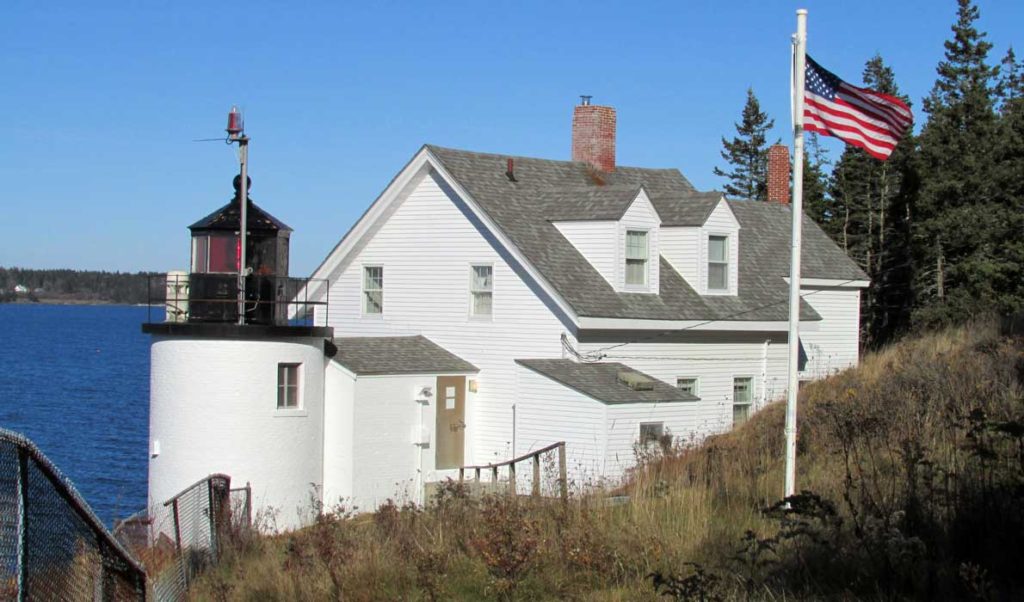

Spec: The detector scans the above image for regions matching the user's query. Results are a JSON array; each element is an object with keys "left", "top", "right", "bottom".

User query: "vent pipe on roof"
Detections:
[
  {"left": 572, "top": 97, "right": 616, "bottom": 172},
  {"left": 506, "top": 157, "right": 516, "bottom": 182}
]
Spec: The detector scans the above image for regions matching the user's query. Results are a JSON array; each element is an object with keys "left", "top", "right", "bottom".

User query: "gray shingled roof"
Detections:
[
  {"left": 538, "top": 185, "right": 645, "bottom": 221},
  {"left": 650, "top": 191, "right": 723, "bottom": 226},
  {"left": 516, "top": 359, "right": 699, "bottom": 404},
  {"left": 427, "top": 145, "right": 865, "bottom": 323},
  {"left": 333, "top": 335, "right": 478, "bottom": 375}
]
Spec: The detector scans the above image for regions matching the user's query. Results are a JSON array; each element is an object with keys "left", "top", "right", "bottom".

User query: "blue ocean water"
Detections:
[{"left": 0, "top": 304, "right": 149, "bottom": 526}]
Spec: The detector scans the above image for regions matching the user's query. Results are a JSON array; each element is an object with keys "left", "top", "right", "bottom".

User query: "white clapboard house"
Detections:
[{"left": 144, "top": 101, "right": 867, "bottom": 533}]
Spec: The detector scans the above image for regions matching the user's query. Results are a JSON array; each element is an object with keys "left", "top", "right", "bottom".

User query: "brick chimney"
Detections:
[
  {"left": 572, "top": 96, "right": 616, "bottom": 172},
  {"left": 766, "top": 144, "right": 790, "bottom": 204}
]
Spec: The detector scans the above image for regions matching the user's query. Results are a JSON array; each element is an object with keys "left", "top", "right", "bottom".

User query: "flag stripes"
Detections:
[{"left": 803, "top": 55, "right": 913, "bottom": 160}]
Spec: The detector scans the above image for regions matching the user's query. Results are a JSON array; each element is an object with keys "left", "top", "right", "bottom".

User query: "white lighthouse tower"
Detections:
[{"left": 143, "top": 110, "right": 334, "bottom": 535}]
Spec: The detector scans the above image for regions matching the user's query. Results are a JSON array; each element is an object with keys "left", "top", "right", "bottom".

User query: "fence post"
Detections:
[
  {"left": 558, "top": 443, "right": 568, "bottom": 503},
  {"left": 491, "top": 465, "right": 498, "bottom": 483},
  {"left": 459, "top": 467, "right": 465, "bottom": 483},
  {"left": 474, "top": 467, "right": 480, "bottom": 482},
  {"left": 508, "top": 461, "right": 516, "bottom": 496},
  {"left": 17, "top": 448, "right": 28, "bottom": 602},
  {"left": 532, "top": 453, "right": 541, "bottom": 498},
  {"left": 245, "top": 482, "right": 253, "bottom": 529},
  {"left": 207, "top": 479, "right": 218, "bottom": 561}
]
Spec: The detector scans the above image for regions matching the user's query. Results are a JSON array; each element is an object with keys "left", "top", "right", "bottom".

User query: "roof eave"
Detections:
[{"left": 576, "top": 317, "right": 822, "bottom": 332}]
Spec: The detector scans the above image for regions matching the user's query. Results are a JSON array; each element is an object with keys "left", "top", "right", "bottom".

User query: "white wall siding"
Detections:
[
  {"left": 618, "top": 190, "right": 661, "bottom": 293},
  {"left": 553, "top": 220, "right": 618, "bottom": 287},
  {"left": 660, "top": 227, "right": 701, "bottom": 288},
  {"left": 577, "top": 332, "right": 789, "bottom": 440},
  {"left": 605, "top": 402, "right": 701, "bottom": 481},
  {"left": 515, "top": 365, "right": 607, "bottom": 488},
  {"left": 349, "top": 375, "right": 438, "bottom": 510},
  {"left": 799, "top": 286, "right": 861, "bottom": 378},
  {"left": 321, "top": 171, "right": 568, "bottom": 467},
  {"left": 323, "top": 363, "right": 355, "bottom": 507},
  {"left": 700, "top": 200, "right": 740, "bottom": 295}
]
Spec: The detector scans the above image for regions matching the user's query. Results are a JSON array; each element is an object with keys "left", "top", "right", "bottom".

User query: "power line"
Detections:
[{"left": 579, "top": 268, "right": 901, "bottom": 359}]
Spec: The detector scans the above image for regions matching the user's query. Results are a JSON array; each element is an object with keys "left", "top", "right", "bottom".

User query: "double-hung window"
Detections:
[
  {"left": 470, "top": 265, "right": 493, "bottom": 317},
  {"left": 708, "top": 235, "right": 729, "bottom": 291},
  {"left": 363, "top": 266, "right": 383, "bottom": 315},
  {"left": 625, "top": 230, "right": 648, "bottom": 287},
  {"left": 733, "top": 377, "right": 753, "bottom": 426},
  {"left": 277, "top": 363, "right": 301, "bottom": 409}
]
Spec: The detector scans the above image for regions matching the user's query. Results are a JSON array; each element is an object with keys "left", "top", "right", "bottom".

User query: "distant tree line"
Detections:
[
  {"left": 0, "top": 267, "right": 162, "bottom": 305},
  {"left": 714, "top": 0, "right": 1022, "bottom": 348}
]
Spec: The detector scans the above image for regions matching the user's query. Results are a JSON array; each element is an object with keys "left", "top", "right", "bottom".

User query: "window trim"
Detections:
[
  {"left": 468, "top": 263, "right": 494, "bottom": 320},
  {"left": 676, "top": 376, "right": 700, "bottom": 398},
  {"left": 707, "top": 233, "right": 730, "bottom": 293},
  {"left": 277, "top": 362, "right": 302, "bottom": 410},
  {"left": 361, "top": 264, "right": 384, "bottom": 317},
  {"left": 624, "top": 229, "right": 650, "bottom": 289},
  {"left": 732, "top": 375, "right": 754, "bottom": 427}
]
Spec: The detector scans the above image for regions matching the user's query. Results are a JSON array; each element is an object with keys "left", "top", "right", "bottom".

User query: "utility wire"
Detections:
[{"left": 578, "top": 264, "right": 906, "bottom": 359}]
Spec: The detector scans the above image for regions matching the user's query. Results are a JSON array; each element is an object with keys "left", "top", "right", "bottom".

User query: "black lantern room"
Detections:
[{"left": 187, "top": 175, "right": 292, "bottom": 324}]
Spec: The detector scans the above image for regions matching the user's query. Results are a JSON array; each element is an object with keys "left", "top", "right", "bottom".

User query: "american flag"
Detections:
[{"left": 803, "top": 55, "right": 913, "bottom": 160}]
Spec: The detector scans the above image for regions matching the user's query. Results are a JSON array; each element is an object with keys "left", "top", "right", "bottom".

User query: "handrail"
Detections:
[
  {"left": 162, "top": 473, "right": 232, "bottom": 507},
  {"left": 458, "top": 441, "right": 567, "bottom": 501},
  {"left": 0, "top": 428, "right": 147, "bottom": 597},
  {"left": 459, "top": 441, "right": 565, "bottom": 471}
]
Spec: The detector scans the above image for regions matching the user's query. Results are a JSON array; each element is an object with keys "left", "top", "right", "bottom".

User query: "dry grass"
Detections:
[{"left": 188, "top": 321, "right": 1024, "bottom": 601}]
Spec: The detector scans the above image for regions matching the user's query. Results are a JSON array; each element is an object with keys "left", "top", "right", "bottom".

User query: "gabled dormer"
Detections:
[
  {"left": 660, "top": 196, "right": 740, "bottom": 296},
  {"left": 553, "top": 186, "right": 661, "bottom": 294},
  {"left": 699, "top": 200, "right": 739, "bottom": 295}
]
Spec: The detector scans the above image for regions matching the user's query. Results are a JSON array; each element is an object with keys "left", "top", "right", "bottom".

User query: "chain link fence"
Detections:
[
  {"left": 0, "top": 428, "right": 146, "bottom": 600},
  {"left": 142, "top": 475, "right": 250, "bottom": 601}
]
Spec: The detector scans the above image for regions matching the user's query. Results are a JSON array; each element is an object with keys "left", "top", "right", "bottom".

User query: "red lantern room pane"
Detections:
[{"left": 208, "top": 234, "right": 238, "bottom": 273}]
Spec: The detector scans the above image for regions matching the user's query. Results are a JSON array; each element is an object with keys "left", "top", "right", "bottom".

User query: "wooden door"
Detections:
[{"left": 436, "top": 376, "right": 466, "bottom": 469}]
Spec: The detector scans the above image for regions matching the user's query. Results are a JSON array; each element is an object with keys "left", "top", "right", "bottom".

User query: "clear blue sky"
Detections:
[{"left": 2, "top": 1, "right": 1020, "bottom": 275}]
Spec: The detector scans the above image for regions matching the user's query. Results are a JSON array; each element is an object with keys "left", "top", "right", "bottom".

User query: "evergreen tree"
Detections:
[
  {"left": 996, "top": 47, "right": 1020, "bottom": 103},
  {"left": 989, "top": 47, "right": 1024, "bottom": 314},
  {"left": 802, "top": 137, "right": 832, "bottom": 230},
  {"left": 827, "top": 55, "right": 917, "bottom": 346},
  {"left": 713, "top": 88, "right": 777, "bottom": 200},
  {"left": 914, "top": 0, "right": 1001, "bottom": 326}
]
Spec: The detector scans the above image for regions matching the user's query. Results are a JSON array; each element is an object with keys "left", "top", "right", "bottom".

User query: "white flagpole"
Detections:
[{"left": 784, "top": 8, "right": 807, "bottom": 500}]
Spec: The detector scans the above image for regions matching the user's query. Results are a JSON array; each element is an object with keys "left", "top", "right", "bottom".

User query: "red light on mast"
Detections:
[{"left": 226, "top": 106, "right": 244, "bottom": 139}]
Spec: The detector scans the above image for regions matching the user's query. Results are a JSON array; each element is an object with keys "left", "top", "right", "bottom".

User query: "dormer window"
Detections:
[
  {"left": 625, "top": 230, "right": 648, "bottom": 286},
  {"left": 708, "top": 235, "right": 729, "bottom": 291}
]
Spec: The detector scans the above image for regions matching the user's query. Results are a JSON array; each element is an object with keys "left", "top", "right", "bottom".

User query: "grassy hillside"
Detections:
[{"left": 190, "top": 322, "right": 1024, "bottom": 600}]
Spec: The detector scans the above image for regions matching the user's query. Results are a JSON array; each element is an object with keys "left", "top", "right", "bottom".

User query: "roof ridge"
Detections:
[{"left": 425, "top": 143, "right": 687, "bottom": 174}]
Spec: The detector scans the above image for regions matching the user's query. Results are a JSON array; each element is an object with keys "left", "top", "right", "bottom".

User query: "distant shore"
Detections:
[{"left": 1, "top": 297, "right": 145, "bottom": 306}]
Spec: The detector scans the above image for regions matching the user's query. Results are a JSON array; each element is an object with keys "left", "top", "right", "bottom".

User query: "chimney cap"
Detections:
[{"left": 579, "top": 95, "right": 592, "bottom": 106}]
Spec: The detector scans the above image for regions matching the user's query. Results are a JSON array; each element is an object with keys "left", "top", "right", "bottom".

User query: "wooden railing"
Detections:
[{"left": 458, "top": 441, "right": 567, "bottom": 501}]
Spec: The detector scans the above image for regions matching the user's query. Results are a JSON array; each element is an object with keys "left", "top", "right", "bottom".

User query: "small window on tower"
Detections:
[{"left": 277, "top": 363, "right": 301, "bottom": 409}]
